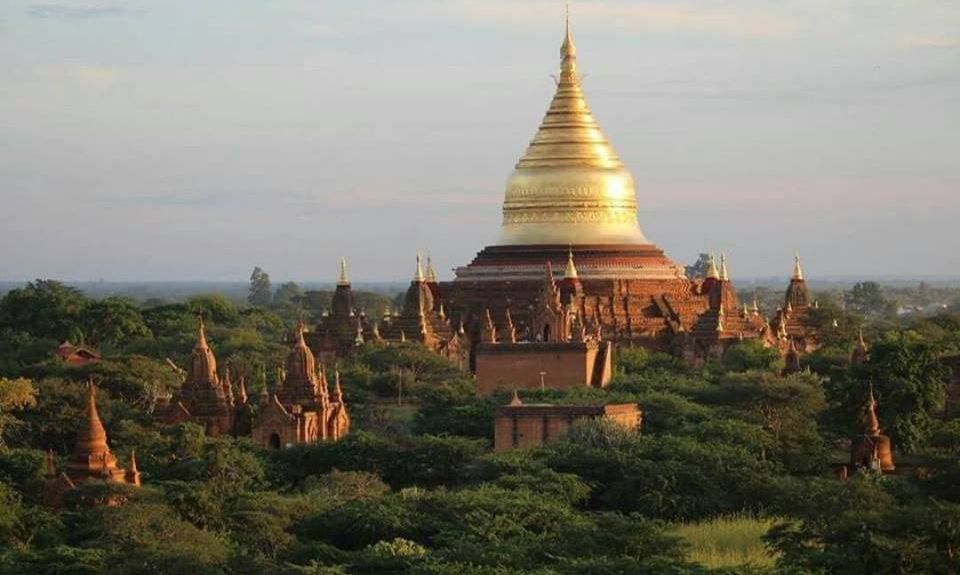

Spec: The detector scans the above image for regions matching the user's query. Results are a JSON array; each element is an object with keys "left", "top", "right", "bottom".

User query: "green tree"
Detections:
[
  {"left": 187, "top": 294, "right": 240, "bottom": 325},
  {"left": 0, "top": 378, "right": 37, "bottom": 449},
  {"left": 845, "top": 281, "right": 885, "bottom": 315},
  {"left": 684, "top": 253, "right": 712, "bottom": 279},
  {"left": 273, "top": 282, "right": 303, "bottom": 309},
  {"left": 0, "top": 280, "right": 89, "bottom": 342},
  {"left": 718, "top": 340, "right": 781, "bottom": 373},
  {"left": 844, "top": 332, "right": 948, "bottom": 452},
  {"left": 81, "top": 297, "right": 151, "bottom": 349},
  {"left": 248, "top": 267, "right": 273, "bottom": 307}
]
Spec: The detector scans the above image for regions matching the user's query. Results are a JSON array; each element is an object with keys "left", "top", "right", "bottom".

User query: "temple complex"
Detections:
[
  {"left": 494, "top": 391, "right": 642, "bottom": 451},
  {"left": 44, "top": 383, "right": 140, "bottom": 505},
  {"left": 438, "top": 17, "right": 772, "bottom": 364},
  {"left": 251, "top": 324, "right": 350, "bottom": 449},
  {"left": 155, "top": 318, "right": 244, "bottom": 436},
  {"left": 849, "top": 388, "right": 896, "bottom": 473}
]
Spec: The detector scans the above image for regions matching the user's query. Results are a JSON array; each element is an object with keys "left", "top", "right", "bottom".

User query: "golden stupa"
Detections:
[{"left": 499, "top": 15, "right": 647, "bottom": 246}]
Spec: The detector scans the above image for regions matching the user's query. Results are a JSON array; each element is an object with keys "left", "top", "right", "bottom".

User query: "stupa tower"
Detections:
[
  {"left": 441, "top": 10, "right": 765, "bottom": 359},
  {"left": 452, "top": 12, "right": 683, "bottom": 285},
  {"left": 500, "top": 13, "right": 647, "bottom": 246}
]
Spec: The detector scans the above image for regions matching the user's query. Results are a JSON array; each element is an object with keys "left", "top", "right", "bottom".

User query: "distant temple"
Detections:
[
  {"left": 251, "top": 324, "right": 350, "bottom": 449},
  {"left": 376, "top": 255, "right": 468, "bottom": 366},
  {"left": 54, "top": 341, "right": 100, "bottom": 366},
  {"left": 312, "top": 258, "right": 377, "bottom": 364},
  {"left": 155, "top": 318, "right": 244, "bottom": 436},
  {"left": 156, "top": 319, "right": 350, "bottom": 448},
  {"left": 849, "top": 387, "right": 895, "bottom": 473},
  {"left": 44, "top": 383, "right": 140, "bottom": 505},
  {"left": 768, "top": 254, "right": 820, "bottom": 356},
  {"left": 494, "top": 391, "right": 642, "bottom": 451}
]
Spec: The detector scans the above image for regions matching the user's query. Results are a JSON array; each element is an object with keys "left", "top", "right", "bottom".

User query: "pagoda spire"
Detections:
[
  {"left": 237, "top": 376, "right": 248, "bottom": 404},
  {"left": 79, "top": 381, "right": 108, "bottom": 455},
  {"left": 414, "top": 253, "right": 425, "bottom": 282},
  {"left": 197, "top": 316, "right": 208, "bottom": 348},
  {"left": 865, "top": 386, "right": 881, "bottom": 436},
  {"left": 426, "top": 256, "right": 437, "bottom": 283},
  {"left": 564, "top": 246, "right": 579, "bottom": 279},
  {"left": 337, "top": 257, "right": 350, "bottom": 286},
  {"left": 793, "top": 252, "right": 804, "bottom": 281},
  {"left": 561, "top": 1, "right": 576, "bottom": 77},
  {"left": 719, "top": 253, "right": 729, "bottom": 281},
  {"left": 705, "top": 254, "right": 720, "bottom": 280}
]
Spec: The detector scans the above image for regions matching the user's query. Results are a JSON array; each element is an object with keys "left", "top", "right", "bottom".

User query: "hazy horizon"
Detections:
[{"left": 2, "top": 1, "right": 958, "bottom": 283}]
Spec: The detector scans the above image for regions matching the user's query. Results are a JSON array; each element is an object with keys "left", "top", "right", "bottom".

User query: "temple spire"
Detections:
[
  {"left": 719, "top": 253, "right": 729, "bottom": 281},
  {"left": 705, "top": 254, "right": 720, "bottom": 280},
  {"left": 414, "top": 253, "right": 425, "bottom": 282},
  {"left": 196, "top": 316, "right": 209, "bottom": 350},
  {"left": 561, "top": 2, "right": 576, "bottom": 73},
  {"left": 426, "top": 256, "right": 437, "bottom": 283},
  {"left": 865, "top": 386, "right": 881, "bottom": 436},
  {"left": 564, "top": 246, "right": 579, "bottom": 279},
  {"left": 793, "top": 252, "right": 804, "bottom": 281},
  {"left": 337, "top": 258, "right": 349, "bottom": 286}
]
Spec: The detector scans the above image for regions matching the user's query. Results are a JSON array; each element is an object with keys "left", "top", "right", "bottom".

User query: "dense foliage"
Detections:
[{"left": 0, "top": 280, "right": 958, "bottom": 574}]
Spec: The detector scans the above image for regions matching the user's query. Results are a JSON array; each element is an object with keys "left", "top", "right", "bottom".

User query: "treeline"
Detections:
[{"left": 0, "top": 277, "right": 959, "bottom": 573}]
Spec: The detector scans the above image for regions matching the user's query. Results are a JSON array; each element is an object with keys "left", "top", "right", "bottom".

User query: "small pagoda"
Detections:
[{"left": 43, "top": 382, "right": 140, "bottom": 506}]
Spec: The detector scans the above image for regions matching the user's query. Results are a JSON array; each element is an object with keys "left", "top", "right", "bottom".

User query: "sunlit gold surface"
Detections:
[{"left": 499, "top": 18, "right": 648, "bottom": 246}]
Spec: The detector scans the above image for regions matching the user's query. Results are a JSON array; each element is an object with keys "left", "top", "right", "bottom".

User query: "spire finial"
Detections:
[
  {"left": 129, "top": 449, "right": 138, "bottom": 473},
  {"left": 338, "top": 257, "right": 349, "bottom": 286},
  {"left": 705, "top": 254, "right": 720, "bottom": 280},
  {"left": 793, "top": 252, "right": 804, "bottom": 280},
  {"left": 564, "top": 245, "right": 579, "bottom": 279},
  {"left": 414, "top": 253, "right": 425, "bottom": 282},
  {"left": 719, "top": 253, "right": 729, "bottom": 281},
  {"left": 426, "top": 255, "right": 437, "bottom": 283},
  {"left": 196, "top": 316, "right": 208, "bottom": 349},
  {"left": 295, "top": 321, "right": 307, "bottom": 347},
  {"left": 560, "top": 2, "right": 577, "bottom": 74},
  {"left": 865, "top": 384, "right": 881, "bottom": 435}
]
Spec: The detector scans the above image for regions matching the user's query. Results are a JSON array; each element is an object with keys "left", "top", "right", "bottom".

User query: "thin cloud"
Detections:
[
  {"left": 33, "top": 64, "right": 118, "bottom": 85},
  {"left": 449, "top": 0, "right": 796, "bottom": 38},
  {"left": 27, "top": 3, "right": 141, "bottom": 19},
  {"left": 899, "top": 35, "right": 960, "bottom": 49}
]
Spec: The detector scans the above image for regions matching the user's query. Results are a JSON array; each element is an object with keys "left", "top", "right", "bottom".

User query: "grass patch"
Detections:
[{"left": 672, "top": 513, "right": 779, "bottom": 570}]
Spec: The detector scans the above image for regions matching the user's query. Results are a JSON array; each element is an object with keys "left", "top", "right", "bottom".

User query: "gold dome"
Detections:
[{"left": 499, "top": 16, "right": 648, "bottom": 246}]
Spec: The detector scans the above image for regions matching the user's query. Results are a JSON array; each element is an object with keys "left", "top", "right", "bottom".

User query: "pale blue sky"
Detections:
[{"left": 1, "top": 1, "right": 958, "bottom": 282}]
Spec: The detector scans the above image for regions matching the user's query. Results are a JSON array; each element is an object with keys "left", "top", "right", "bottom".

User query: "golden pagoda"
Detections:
[
  {"left": 441, "top": 13, "right": 766, "bottom": 362},
  {"left": 499, "top": 14, "right": 647, "bottom": 247}
]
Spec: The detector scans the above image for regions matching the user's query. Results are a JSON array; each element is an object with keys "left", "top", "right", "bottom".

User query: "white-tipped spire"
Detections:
[
  {"left": 426, "top": 255, "right": 437, "bottom": 283},
  {"left": 414, "top": 253, "right": 425, "bottom": 282},
  {"left": 337, "top": 257, "right": 349, "bottom": 286},
  {"left": 564, "top": 246, "right": 579, "bottom": 279},
  {"left": 793, "top": 252, "right": 804, "bottom": 281},
  {"left": 706, "top": 254, "right": 720, "bottom": 280},
  {"left": 719, "top": 253, "right": 729, "bottom": 281}
]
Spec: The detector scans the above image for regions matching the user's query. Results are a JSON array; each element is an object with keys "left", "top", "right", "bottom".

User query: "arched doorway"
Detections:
[
  {"left": 268, "top": 433, "right": 281, "bottom": 450},
  {"left": 542, "top": 324, "right": 551, "bottom": 342}
]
